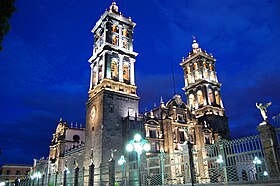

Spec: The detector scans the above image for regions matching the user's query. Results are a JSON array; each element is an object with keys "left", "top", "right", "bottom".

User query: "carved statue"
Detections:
[{"left": 256, "top": 102, "right": 272, "bottom": 121}]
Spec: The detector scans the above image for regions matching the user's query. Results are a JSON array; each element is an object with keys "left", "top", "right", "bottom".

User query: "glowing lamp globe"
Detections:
[
  {"left": 134, "top": 134, "right": 142, "bottom": 142},
  {"left": 143, "top": 143, "right": 151, "bottom": 152},
  {"left": 126, "top": 143, "right": 134, "bottom": 152}
]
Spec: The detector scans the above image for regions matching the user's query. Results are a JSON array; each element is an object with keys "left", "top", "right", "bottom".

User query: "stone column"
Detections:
[
  {"left": 194, "top": 124, "right": 206, "bottom": 183},
  {"left": 130, "top": 58, "right": 135, "bottom": 85},
  {"left": 119, "top": 55, "right": 124, "bottom": 82},
  {"left": 182, "top": 142, "right": 194, "bottom": 185},
  {"left": 108, "top": 158, "right": 115, "bottom": 186},
  {"left": 257, "top": 123, "right": 280, "bottom": 179},
  {"left": 89, "top": 63, "right": 94, "bottom": 90}
]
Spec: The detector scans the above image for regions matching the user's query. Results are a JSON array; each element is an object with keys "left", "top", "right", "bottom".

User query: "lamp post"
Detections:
[
  {"left": 118, "top": 155, "right": 126, "bottom": 186},
  {"left": 253, "top": 156, "right": 262, "bottom": 180},
  {"left": 216, "top": 155, "right": 223, "bottom": 181},
  {"left": 126, "top": 134, "right": 151, "bottom": 186},
  {"left": 31, "top": 172, "right": 42, "bottom": 186}
]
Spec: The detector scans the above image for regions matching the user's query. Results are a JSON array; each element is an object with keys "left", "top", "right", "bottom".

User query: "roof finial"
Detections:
[
  {"left": 109, "top": 1, "right": 119, "bottom": 13},
  {"left": 192, "top": 36, "right": 199, "bottom": 49},
  {"left": 192, "top": 36, "right": 196, "bottom": 42},
  {"left": 59, "top": 117, "right": 63, "bottom": 122}
]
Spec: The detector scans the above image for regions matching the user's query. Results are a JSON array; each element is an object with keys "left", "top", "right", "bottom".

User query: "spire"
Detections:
[
  {"left": 109, "top": 1, "right": 119, "bottom": 13},
  {"left": 160, "top": 96, "right": 164, "bottom": 104},
  {"left": 160, "top": 96, "right": 165, "bottom": 108}
]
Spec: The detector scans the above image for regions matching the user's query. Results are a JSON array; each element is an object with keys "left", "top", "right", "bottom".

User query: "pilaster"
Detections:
[{"left": 257, "top": 123, "right": 280, "bottom": 179}]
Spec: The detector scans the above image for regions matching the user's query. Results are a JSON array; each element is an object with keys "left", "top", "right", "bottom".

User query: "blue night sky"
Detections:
[{"left": 0, "top": 0, "right": 280, "bottom": 165}]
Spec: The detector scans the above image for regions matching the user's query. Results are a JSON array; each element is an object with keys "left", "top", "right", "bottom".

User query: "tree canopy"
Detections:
[{"left": 0, "top": 0, "right": 16, "bottom": 50}]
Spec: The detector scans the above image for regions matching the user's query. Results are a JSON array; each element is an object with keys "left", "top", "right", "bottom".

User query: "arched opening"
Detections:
[{"left": 197, "top": 90, "right": 204, "bottom": 106}]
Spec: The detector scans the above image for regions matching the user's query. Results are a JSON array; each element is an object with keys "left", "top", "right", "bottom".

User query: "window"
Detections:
[
  {"left": 98, "top": 64, "right": 103, "bottom": 81},
  {"left": 179, "top": 131, "right": 185, "bottom": 142},
  {"left": 122, "top": 29, "right": 128, "bottom": 37},
  {"left": 92, "top": 69, "right": 97, "bottom": 87},
  {"left": 177, "top": 114, "right": 184, "bottom": 122},
  {"left": 194, "top": 63, "right": 197, "bottom": 70},
  {"left": 111, "top": 25, "right": 118, "bottom": 33},
  {"left": 111, "top": 58, "right": 118, "bottom": 79},
  {"left": 109, "top": 104, "right": 114, "bottom": 113},
  {"left": 73, "top": 135, "right": 80, "bottom": 143},
  {"left": 112, "top": 35, "right": 118, "bottom": 45},
  {"left": 203, "top": 62, "right": 207, "bottom": 68},
  {"left": 123, "top": 62, "right": 130, "bottom": 82},
  {"left": 16, "top": 170, "right": 20, "bottom": 175},
  {"left": 187, "top": 66, "right": 191, "bottom": 73},
  {"left": 197, "top": 90, "right": 204, "bottom": 106},
  {"left": 195, "top": 71, "right": 200, "bottom": 80},
  {"left": 6, "top": 170, "right": 10, "bottom": 175},
  {"left": 149, "top": 129, "right": 157, "bottom": 138},
  {"left": 123, "top": 38, "right": 128, "bottom": 49},
  {"left": 215, "top": 91, "right": 220, "bottom": 105},
  {"left": 208, "top": 89, "right": 214, "bottom": 104},
  {"left": 205, "top": 136, "right": 210, "bottom": 144}
]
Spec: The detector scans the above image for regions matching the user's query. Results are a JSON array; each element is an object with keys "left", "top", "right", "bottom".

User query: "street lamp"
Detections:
[
  {"left": 31, "top": 172, "right": 42, "bottom": 186},
  {"left": 253, "top": 156, "right": 262, "bottom": 180},
  {"left": 118, "top": 155, "right": 126, "bottom": 186},
  {"left": 216, "top": 155, "right": 224, "bottom": 181},
  {"left": 126, "top": 134, "right": 150, "bottom": 186}
]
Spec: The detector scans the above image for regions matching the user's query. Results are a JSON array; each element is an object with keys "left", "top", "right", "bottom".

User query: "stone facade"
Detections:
[
  {"left": 180, "top": 38, "right": 230, "bottom": 139},
  {"left": 44, "top": 2, "right": 232, "bottom": 185},
  {"left": 0, "top": 164, "right": 31, "bottom": 182}
]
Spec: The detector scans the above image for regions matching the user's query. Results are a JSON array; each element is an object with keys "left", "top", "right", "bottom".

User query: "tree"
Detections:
[{"left": 0, "top": 0, "right": 16, "bottom": 50}]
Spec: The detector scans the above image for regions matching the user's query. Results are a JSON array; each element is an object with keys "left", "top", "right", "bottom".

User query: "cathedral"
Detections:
[{"left": 47, "top": 2, "right": 230, "bottom": 184}]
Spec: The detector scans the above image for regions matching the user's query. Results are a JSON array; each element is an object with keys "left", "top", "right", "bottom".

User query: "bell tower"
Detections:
[
  {"left": 84, "top": 2, "right": 139, "bottom": 168},
  {"left": 180, "top": 38, "right": 230, "bottom": 139}
]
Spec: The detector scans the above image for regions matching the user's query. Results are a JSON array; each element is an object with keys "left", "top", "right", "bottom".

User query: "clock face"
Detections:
[{"left": 90, "top": 106, "right": 96, "bottom": 120}]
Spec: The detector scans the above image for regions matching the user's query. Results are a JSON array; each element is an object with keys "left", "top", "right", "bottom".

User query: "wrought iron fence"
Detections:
[
  {"left": 192, "top": 135, "right": 267, "bottom": 184},
  {"left": 6, "top": 128, "right": 280, "bottom": 186}
]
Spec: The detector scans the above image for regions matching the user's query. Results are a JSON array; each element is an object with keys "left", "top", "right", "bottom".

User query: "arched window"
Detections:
[
  {"left": 197, "top": 90, "right": 204, "bottom": 106},
  {"left": 112, "top": 35, "right": 118, "bottom": 45},
  {"left": 122, "top": 29, "right": 128, "bottom": 37},
  {"left": 203, "top": 61, "right": 207, "bottom": 68},
  {"left": 187, "top": 66, "right": 191, "bottom": 73},
  {"left": 122, "top": 38, "right": 128, "bottom": 49},
  {"left": 188, "top": 94, "right": 196, "bottom": 109},
  {"left": 111, "top": 58, "right": 119, "bottom": 80},
  {"left": 195, "top": 71, "right": 200, "bottom": 80},
  {"left": 123, "top": 61, "right": 130, "bottom": 83},
  {"left": 92, "top": 67, "right": 97, "bottom": 87},
  {"left": 210, "top": 72, "right": 215, "bottom": 81},
  {"left": 194, "top": 63, "right": 197, "bottom": 70},
  {"left": 98, "top": 64, "right": 103, "bottom": 81},
  {"left": 111, "top": 24, "right": 118, "bottom": 33},
  {"left": 73, "top": 135, "right": 80, "bottom": 143},
  {"left": 208, "top": 89, "right": 214, "bottom": 104},
  {"left": 209, "top": 64, "right": 213, "bottom": 71},
  {"left": 215, "top": 91, "right": 220, "bottom": 105}
]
